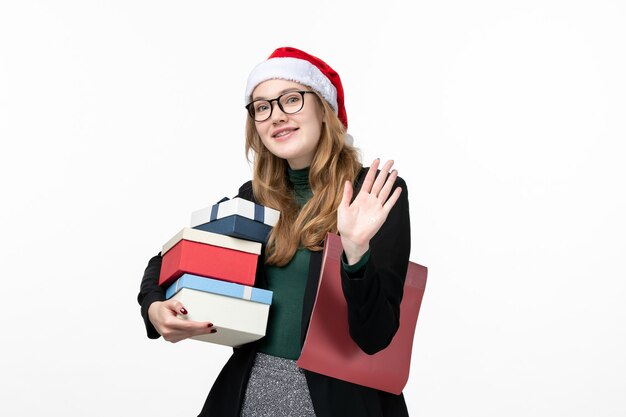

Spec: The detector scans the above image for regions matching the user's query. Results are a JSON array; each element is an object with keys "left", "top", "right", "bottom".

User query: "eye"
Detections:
[
  {"left": 284, "top": 93, "right": 302, "bottom": 104},
  {"left": 255, "top": 102, "right": 270, "bottom": 113}
]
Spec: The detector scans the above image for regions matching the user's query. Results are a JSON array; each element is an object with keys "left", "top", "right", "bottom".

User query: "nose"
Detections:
[{"left": 268, "top": 99, "right": 287, "bottom": 123}]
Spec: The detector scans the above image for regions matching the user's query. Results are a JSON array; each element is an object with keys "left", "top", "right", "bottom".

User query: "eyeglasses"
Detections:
[{"left": 245, "top": 90, "right": 315, "bottom": 122}]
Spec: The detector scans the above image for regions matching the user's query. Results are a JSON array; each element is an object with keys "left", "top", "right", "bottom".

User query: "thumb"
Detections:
[{"left": 340, "top": 180, "right": 353, "bottom": 208}]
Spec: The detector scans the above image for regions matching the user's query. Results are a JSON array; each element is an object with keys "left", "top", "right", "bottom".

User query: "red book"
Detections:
[
  {"left": 296, "top": 232, "right": 428, "bottom": 395},
  {"left": 159, "top": 240, "right": 258, "bottom": 288}
]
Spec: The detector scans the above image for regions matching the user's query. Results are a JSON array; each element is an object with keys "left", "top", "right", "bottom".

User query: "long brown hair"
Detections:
[{"left": 245, "top": 93, "right": 362, "bottom": 266}]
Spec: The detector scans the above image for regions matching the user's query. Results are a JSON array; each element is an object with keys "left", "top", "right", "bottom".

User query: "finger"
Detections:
[
  {"left": 361, "top": 158, "right": 380, "bottom": 193},
  {"left": 340, "top": 180, "right": 353, "bottom": 208},
  {"left": 167, "top": 299, "right": 189, "bottom": 315},
  {"left": 175, "top": 320, "right": 216, "bottom": 338},
  {"left": 377, "top": 169, "right": 399, "bottom": 203},
  {"left": 382, "top": 186, "right": 403, "bottom": 212},
  {"left": 162, "top": 316, "right": 214, "bottom": 340},
  {"left": 371, "top": 160, "right": 394, "bottom": 197},
  {"left": 189, "top": 323, "right": 218, "bottom": 337},
  {"left": 168, "top": 319, "right": 216, "bottom": 343}
]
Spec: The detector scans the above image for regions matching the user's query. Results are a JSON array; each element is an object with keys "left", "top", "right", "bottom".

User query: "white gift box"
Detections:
[
  {"left": 190, "top": 197, "right": 280, "bottom": 228},
  {"left": 165, "top": 274, "right": 273, "bottom": 347}
]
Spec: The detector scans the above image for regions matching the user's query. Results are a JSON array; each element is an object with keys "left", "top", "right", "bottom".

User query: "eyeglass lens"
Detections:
[{"left": 249, "top": 91, "right": 306, "bottom": 122}]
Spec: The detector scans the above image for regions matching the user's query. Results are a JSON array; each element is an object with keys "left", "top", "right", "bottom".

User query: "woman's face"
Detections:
[{"left": 251, "top": 79, "right": 324, "bottom": 169}]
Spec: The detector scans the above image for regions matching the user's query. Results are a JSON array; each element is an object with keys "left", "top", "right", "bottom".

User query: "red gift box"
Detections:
[{"left": 159, "top": 238, "right": 259, "bottom": 288}]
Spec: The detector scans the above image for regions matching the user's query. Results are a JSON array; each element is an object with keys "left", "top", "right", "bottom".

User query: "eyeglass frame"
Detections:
[{"left": 245, "top": 90, "right": 317, "bottom": 122}]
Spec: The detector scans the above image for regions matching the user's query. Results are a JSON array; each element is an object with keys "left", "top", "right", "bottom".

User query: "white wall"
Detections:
[{"left": 1, "top": 1, "right": 624, "bottom": 416}]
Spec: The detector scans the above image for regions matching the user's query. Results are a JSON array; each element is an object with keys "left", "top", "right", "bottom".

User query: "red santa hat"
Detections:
[{"left": 245, "top": 46, "right": 348, "bottom": 129}]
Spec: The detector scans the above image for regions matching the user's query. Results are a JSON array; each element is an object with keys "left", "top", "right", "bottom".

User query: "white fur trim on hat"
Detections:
[{"left": 245, "top": 57, "right": 338, "bottom": 114}]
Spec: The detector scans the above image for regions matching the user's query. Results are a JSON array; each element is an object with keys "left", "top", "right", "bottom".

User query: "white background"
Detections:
[{"left": 1, "top": 1, "right": 625, "bottom": 416}]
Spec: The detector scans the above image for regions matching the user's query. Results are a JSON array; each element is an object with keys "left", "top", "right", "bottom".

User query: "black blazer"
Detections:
[{"left": 137, "top": 167, "right": 412, "bottom": 417}]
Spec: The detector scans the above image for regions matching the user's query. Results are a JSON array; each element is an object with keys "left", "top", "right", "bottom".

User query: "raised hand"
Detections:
[
  {"left": 148, "top": 299, "right": 216, "bottom": 343},
  {"left": 337, "top": 159, "right": 403, "bottom": 265}
]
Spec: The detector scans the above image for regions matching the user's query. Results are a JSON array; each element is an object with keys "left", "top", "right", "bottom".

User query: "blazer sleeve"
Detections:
[
  {"left": 137, "top": 253, "right": 165, "bottom": 339},
  {"left": 340, "top": 174, "right": 411, "bottom": 355}
]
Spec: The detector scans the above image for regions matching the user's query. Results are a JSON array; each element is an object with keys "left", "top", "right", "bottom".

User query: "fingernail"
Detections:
[
  {"left": 180, "top": 308, "right": 188, "bottom": 315},
  {"left": 210, "top": 329, "right": 217, "bottom": 334},
  {"left": 207, "top": 323, "right": 214, "bottom": 328}
]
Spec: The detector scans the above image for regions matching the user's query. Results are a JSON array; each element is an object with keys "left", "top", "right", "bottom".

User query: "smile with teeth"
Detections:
[{"left": 273, "top": 128, "right": 298, "bottom": 138}]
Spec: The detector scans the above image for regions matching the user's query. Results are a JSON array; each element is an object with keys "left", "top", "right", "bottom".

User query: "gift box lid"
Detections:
[
  {"left": 190, "top": 197, "right": 280, "bottom": 229},
  {"left": 165, "top": 274, "right": 273, "bottom": 305},
  {"left": 162, "top": 227, "right": 262, "bottom": 256},
  {"left": 193, "top": 215, "right": 272, "bottom": 244}
]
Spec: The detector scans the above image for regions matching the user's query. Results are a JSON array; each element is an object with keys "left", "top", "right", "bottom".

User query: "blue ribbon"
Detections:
[
  {"left": 210, "top": 198, "right": 229, "bottom": 221},
  {"left": 254, "top": 203, "right": 265, "bottom": 223}
]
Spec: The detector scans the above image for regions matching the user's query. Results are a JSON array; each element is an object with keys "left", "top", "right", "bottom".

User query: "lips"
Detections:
[{"left": 272, "top": 127, "right": 298, "bottom": 138}]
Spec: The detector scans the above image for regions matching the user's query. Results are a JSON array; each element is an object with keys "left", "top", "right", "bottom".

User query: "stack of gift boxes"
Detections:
[{"left": 158, "top": 197, "right": 280, "bottom": 348}]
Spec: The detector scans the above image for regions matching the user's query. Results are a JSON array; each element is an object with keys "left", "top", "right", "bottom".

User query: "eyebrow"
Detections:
[{"left": 252, "top": 88, "right": 303, "bottom": 101}]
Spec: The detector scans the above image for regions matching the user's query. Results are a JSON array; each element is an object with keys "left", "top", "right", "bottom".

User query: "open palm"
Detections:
[{"left": 337, "top": 159, "right": 403, "bottom": 265}]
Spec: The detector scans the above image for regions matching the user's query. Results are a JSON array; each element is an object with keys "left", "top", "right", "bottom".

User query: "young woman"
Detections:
[{"left": 138, "top": 46, "right": 412, "bottom": 417}]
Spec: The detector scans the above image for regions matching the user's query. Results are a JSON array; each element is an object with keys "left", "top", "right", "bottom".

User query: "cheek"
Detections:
[
  {"left": 309, "top": 122, "right": 323, "bottom": 142},
  {"left": 259, "top": 135, "right": 273, "bottom": 150},
  {"left": 256, "top": 126, "right": 272, "bottom": 145}
]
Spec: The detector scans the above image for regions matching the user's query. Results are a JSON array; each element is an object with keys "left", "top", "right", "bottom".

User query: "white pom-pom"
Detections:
[{"left": 344, "top": 133, "right": 354, "bottom": 146}]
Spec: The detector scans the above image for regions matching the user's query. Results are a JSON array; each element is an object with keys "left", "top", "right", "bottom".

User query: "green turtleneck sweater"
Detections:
[
  {"left": 257, "top": 167, "right": 313, "bottom": 359},
  {"left": 257, "top": 166, "right": 370, "bottom": 359}
]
